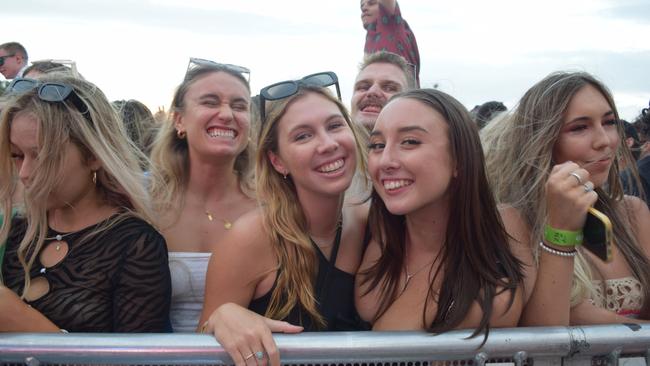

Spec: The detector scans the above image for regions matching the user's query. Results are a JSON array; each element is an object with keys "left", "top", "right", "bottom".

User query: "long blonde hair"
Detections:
[
  {"left": 256, "top": 85, "right": 367, "bottom": 328},
  {"left": 149, "top": 65, "right": 255, "bottom": 218},
  {"left": 0, "top": 74, "right": 153, "bottom": 291},
  {"left": 483, "top": 71, "right": 650, "bottom": 316}
]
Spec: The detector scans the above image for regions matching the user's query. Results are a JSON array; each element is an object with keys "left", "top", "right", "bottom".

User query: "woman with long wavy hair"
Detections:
[
  {"left": 356, "top": 88, "right": 524, "bottom": 334},
  {"left": 149, "top": 59, "right": 257, "bottom": 332},
  {"left": 483, "top": 71, "right": 650, "bottom": 324},
  {"left": 0, "top": 74, "right": 170, "bottom": 332},
  {"left": 200, "top": 76, "right": 369, "bottom": 366}
]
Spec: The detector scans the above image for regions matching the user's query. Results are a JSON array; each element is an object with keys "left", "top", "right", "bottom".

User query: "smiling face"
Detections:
[
  {"left": 10, "top": 112, "right": 97, "bottom": 210},
  {"left": 351, "top": 62, "right": 409, "bottom": 131},
  {"left": 175, "top": 71, "right": 251, "bottom": 161},
  {"left": 360, "top": 0, "right": 380, "bottom": 28},
  {"left": 268, "top": 92, "right": 357, "bottom": 199},
  {"left": 368, "top": 97, "right": 455, "bottom": 216},
  {"left": 553, "top": 84, "right": 620, "bottom": 188}
]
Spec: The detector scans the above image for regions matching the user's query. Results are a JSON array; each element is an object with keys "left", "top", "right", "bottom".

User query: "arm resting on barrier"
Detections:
[
  {"left": 0, "top": 285, "right": 59, "bottom": 332},
  {"left": 570, "top": 299, "right": 649, "bottom": 325}
]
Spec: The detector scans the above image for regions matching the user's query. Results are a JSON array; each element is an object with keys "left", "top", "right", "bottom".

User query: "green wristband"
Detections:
[{"left": 544, "top": 225, "right": 583, "bottom": 247}]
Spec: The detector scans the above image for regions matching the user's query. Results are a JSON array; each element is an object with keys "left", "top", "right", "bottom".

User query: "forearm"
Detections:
[
  {"left": 570, "top": 300, "right": 649, "bottom": 325},
  {"left": 519, "top": 250, "right": 574, "bottom": 326},
  {"left": 0, "top": 286, "right": 59, "bottom": 332}
]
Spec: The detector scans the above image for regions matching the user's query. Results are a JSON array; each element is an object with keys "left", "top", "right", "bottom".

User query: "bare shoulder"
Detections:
[
  {"left": 623, "top": 195, "right": 650, "bottom": 255},
  {"left": 211, "top": 208, "right": 272, "bottom": 258},
  {"left": 345, "top": 201, "right": 370, "bottom": 226}
]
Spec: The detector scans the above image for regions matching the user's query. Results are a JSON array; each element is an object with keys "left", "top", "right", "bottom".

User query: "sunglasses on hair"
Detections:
[
  {"left": 0, "top": 54, "right": 15, "bottom": 67},
  {"left": 259, "top": 71, "right": 341, "bottom": 124},
  {"left": 6, "top": 78, "right": 92, "bottom": 124},
  {"left": 186, "top": 57, "right": 251, "bottom": 82}
]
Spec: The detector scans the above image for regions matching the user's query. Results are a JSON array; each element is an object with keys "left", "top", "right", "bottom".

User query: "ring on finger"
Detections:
[
  {"left": 570, "top": 172, "right": 583, "bottom": 185},
  {"left": 245, "top": 353, "right": 255, "bottom": 361},
  {"left": 255, "top": 351, "right": 265, "bottom": 360},
  {"left": 583, "top": 181, "right": 594, "bottom": 193}
]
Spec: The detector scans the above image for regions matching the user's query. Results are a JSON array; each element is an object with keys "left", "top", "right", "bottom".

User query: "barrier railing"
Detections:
[{"left": 1, "top": 324, "right": 649, "bottom": 366}]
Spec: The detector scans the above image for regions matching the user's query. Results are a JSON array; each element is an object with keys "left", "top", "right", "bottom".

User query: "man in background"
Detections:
[
  {"left": 351, "top": 51, "right": 416, "bottom": 131},
  {"left": 361, "top": 0, "right": 420, "bottom": 84},
  {"left": 0, "top": 42, "right": 29, "bottom": 80}
]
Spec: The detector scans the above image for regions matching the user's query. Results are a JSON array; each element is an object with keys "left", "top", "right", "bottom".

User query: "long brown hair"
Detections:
[
  {"left": 256, "top": 85, "right": 367, "bottom": 328},
  {"left": 360, "top": 89, "right": 523, "bottom": 338},
  {"left": 483, "top": 71, "right": 650, "bottom": 317}
]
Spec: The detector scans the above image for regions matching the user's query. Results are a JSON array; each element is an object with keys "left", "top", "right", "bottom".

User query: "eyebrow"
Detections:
[
  {"left": 199, "top": 94, "right": 249, "bottom": 104},
  {"left": 567, "top": 110, "right": 614, "bottom": 124},
  {"left": 370, "top": 125, "right": 428, "bottom": 137},
  {"left": 288, "top": 114, "right": 343, "bottom": 134}
]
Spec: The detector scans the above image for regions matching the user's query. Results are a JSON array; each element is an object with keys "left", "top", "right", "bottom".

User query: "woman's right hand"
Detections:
[
  {"left": 202, "top": 303, "right": 303, "bottom": 366},
  {"left": 545, "top": 161, "right": 598, "bottom": 232}
]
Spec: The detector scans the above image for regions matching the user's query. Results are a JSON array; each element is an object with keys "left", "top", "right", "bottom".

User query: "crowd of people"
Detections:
[{"left": 1, "top": 1, "right": 650, "bottom": 365}]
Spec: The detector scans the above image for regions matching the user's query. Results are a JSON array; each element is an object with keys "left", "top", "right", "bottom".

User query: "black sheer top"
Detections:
[
  {"left": 249, "top": 225, "right": 367, "bottom": 331},
  {"left": 2, "top": 215, "right": 172, "bottom": 332}
]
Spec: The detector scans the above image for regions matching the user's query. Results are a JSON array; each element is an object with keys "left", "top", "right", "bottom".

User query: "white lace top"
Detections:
[
  {"left": 590, "top": 276, "right": 643, "bottom": 317},
  {"left": 169, "top": 252, "right": 211, "bottom": 332}
]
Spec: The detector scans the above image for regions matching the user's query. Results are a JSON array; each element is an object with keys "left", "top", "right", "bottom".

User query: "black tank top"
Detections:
[{"left": 248, "top": 224, "right": 366, "bottom": 331}]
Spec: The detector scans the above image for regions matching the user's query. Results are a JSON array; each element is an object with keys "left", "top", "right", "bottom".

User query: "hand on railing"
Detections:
[{"left": 202, "top": 303, "right": 303, "bottom": 366}]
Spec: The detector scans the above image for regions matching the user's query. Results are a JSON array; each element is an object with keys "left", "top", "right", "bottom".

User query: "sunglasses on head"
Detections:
[
  {"left": 259, "top": 71, "right": 341, "bottom": 125},
  {"left": 6, "top": 78, "right": 92, "bottom": 125},
  {"left": 0, "top": 54, "right": 15, "bottom": 67},
  {"left": 186, "top": 57, "right": 251, "bottom": 82}
]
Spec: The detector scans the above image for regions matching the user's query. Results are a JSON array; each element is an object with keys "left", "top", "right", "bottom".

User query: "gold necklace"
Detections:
[
  {"left": 205, "top": 210, "right": 233, "bottom": 230},
  {"left": 44, "top": 233, "right": 74, "bottom": 252}
]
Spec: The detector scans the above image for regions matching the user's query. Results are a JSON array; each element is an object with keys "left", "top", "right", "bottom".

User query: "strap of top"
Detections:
[{"left": 310, "top": 220, "right": 343, "bottom": 301}]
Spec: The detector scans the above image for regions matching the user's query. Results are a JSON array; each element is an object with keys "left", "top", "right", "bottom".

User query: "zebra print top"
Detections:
[{"left": 2, "top": 214, "right": 172, "bottom": 332}]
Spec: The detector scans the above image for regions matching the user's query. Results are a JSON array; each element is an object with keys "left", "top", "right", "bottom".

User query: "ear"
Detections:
[
  {"left": 173, "top": 111, "right": 184, "bottom": 133},
  {"left": 87, "top": 155, "right": 102, "bottom": 172},
  {"left": 267, "top": 150, "right": 288, "bottom": 176}
]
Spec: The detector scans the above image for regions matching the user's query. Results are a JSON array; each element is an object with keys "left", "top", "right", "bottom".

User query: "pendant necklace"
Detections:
[
  {"left": 205, "top": 210, "right": 233, "bottom": 230},
  {"left": 403, "top": 259, "right": 435, "bottom": 290},
  {"left": 44, "top": 233, "right": 74, "bottom": 252}
]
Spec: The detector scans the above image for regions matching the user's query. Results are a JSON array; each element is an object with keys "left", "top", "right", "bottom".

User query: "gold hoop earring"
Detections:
[{"left": 177, "top": 129, "right": 186, "bottom": 139}]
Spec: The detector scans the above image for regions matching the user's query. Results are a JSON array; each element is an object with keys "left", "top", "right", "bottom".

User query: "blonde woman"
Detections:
[
  {"left": 483, "top": 71, "right": 650, "bottom": 325},
  {"left": 0, "top": 75, "right": 170, "bottom": 332},
  {"left": 200, "top": 75, "right": 369, "bottom": 366},
  {"left": 149, "top": 59, "right": 257, "bottom": 332}
]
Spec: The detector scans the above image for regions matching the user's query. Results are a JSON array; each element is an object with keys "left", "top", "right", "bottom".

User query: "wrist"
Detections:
[{"left": 544, "top": 224, "right": 583, "bottom": 247}]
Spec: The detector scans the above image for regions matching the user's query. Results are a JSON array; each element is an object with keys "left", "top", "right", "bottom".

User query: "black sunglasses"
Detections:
[
  {"left": 186, "top": 57, "right": 251, "bottom": 82},
  {"left": 6, "top": 78, "right": 92, "bottom": 124},
  {"left": 259, "top": 71, "right": 341, "bottom": 124},
  {"left": 0, "top": 54, "right": 15, "bottom": 67}
]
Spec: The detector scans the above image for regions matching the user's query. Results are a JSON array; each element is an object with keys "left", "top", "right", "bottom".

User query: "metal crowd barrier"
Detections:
[{"left": 1, "top": 324, "right": 649, "bottom": 366}]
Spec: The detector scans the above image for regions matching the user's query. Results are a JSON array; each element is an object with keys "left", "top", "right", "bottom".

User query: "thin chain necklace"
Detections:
[
  {"left": 403, "top": 259, "right": 435, "bottom": 290},
  {"left": 44, "top": 233, "right": 74, "bottom": 252},
  {"left": 204, "top": 210, "right": 233, "bottom": 230}
]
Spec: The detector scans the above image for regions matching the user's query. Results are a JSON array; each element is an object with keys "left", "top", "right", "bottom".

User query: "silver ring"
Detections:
[
  {"left": 255, "top": 351, "right": 265, "bottom": 360},
  {"left": 584, "top": 181, "right": 594, "bottom": 193},
  {"left": 570, "top": 172, "right": 582, "bottom": 184}
]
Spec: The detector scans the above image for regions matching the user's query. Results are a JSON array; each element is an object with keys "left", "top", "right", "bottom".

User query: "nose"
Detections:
[
  {"left": 366, "top": 82, "right": 383, "bottom": 97},
  {"left": 216, "top": 103, "right": 234, "bottom": 123},
  {"left": 592, "top": 123, "right": 615, "bottom": 150},
  {"left": 378, "top": 144, "right": 400, "bottom": 172},
  {"left": 316, "top": 131, "right": 339, "bottom": 155},
  {"left": 17, "top": 158, "right": 33, "bottom": 187}
]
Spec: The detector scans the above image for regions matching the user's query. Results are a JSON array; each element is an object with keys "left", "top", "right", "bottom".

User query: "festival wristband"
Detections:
[{"left": 544, "top": 225, "right": 583, "bottom": 247}]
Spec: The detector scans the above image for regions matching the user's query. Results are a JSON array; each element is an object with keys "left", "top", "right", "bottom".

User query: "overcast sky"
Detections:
[{"left": 3, "top": 0, "right": 650, "bottom": 120}]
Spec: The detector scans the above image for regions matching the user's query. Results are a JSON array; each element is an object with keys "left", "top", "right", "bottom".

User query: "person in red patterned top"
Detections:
[{"left": 361, "top": 0, "right": 420, "bottom": 85}]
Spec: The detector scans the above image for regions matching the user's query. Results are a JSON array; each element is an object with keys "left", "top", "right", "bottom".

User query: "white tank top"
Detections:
[{"left": 169, "top": 251, "right": 211, "bottom": 332}]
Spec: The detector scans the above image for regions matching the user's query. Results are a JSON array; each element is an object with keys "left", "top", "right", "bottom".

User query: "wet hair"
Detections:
[{"left": 360, "top": 88, "right": 523, "bottom": 339}]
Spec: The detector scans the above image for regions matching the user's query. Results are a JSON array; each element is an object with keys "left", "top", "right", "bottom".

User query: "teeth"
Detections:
[
  {"left": 207, "top": 128, "right": 235, "bottom": 138},
  {"left": 383, "top": 180, "right": 412, "bottom": 190},
  {"left": 318, "top": 159, "right": 344, "bottom": 173}
]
